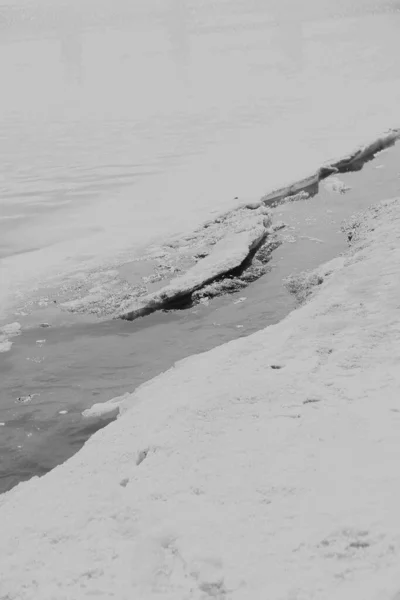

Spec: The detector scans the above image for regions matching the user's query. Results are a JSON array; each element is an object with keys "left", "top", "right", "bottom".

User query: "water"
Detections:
[
  {"left": 1, "top": 142, "right": 399, "bottom": 494},
  {"left": 1, "top": 0, "right": 400, "bottom": 491},
  {"left": 1, "top": 0, "right": 400, "bottom": 317}
]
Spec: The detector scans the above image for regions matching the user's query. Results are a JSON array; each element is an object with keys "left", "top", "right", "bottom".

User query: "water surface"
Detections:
[
  {"left": 1, "top": 142, "right": 399, "bottom": 494},
  {"left": 1, "top": 0, "right": 400, "bottom": 316}
]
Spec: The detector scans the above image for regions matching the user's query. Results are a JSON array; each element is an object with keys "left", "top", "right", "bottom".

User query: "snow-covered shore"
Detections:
[{"left": 1, "top": 192, "right": 400, "bottom": 598}]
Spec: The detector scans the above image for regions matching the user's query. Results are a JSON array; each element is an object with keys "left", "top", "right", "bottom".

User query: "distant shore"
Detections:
[{"left": 1, "top": 151, "right": 400, "bottom": 597}]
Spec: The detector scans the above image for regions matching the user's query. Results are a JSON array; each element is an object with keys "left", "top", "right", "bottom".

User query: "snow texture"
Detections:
[
  {"left": 261, "top": 129, "right": 400, "bottom": 206},
  {"left": 1, "top": 197, "right": 400, "bottom": 599},
  {"left": 82, "top": 393, "right": 131, "bottom": 418},
  {"left": 29, "top": 129, "right": 399, "bottom": 322},
  {"left": 118, "top": 225, "right": 267, "bottom": 320},
  {"left": 58, "top": 206, "right": 270, "bottom": 319}
]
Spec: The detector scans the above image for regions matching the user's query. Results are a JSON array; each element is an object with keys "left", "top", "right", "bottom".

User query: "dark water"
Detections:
[{"left": 1, "top": 143, "right": 399, "bottom": 494}]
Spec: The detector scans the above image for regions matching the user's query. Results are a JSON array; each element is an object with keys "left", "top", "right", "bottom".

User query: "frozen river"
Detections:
[
  {"left": 1, "top": 0, "right": 400, "bottom": 492},
  {"left": 1, "top": 0, "right": 400, "bottom": 317}
]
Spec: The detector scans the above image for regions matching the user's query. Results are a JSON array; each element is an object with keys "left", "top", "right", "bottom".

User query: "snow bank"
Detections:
[
  {"left": 261, "top": 128, "right": 400, "bottom": 206},
  {"left": 59, "top": 204, "right": 270, "bottom": 319},
  {"left": 82, "top": 393, "right": 131, "bottom": 418},
  {"left": 118, "top": 224, "right": 267, "bottom": 320},
  {"left": 57, "top": 130, "right": 399, "bottom": 322},
  {"left": 1, "top": 198, "right": 400, "bottom": 598}
]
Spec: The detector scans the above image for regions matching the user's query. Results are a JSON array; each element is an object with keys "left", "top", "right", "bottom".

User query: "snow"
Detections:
[
  {"left": 0, "top": 322, "right": 21, "bottom": 353},
  {"left": 0, "top": 340, "right": 13, "bottom": 353},
  {"left": 2, "top": 0, "right": 400, "bottom": 322},
  {"left": 1, "top": 197, "right": 400, "bottom": 598},
  {"left": 0, "top": 322, "right": 21, "bottom": 336},
  {"left": 118, "top": 223, "right": 267, "bottom": 320},
  {"left": 82, "top": 393, "right": 131, "bottom": 419},
  {"left": 58, "top": 204, "right": 270, "bottom": 319},
  {"left": 54, "top": 129, "right": 400, "bottom": 322}
]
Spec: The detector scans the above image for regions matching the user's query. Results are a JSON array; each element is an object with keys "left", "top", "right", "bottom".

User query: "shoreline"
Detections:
[
  {"left": 116, "top": 128, "right": 400, "bottom": 321},
  {"left": 1, "top": 128, "right": 398, "bottom": 334},
  {"left": 1, "top": 134, "right": 400, "bottom": 495},
  {"left": 1, "top": 189, "right": 400, "bottom": 595}
]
